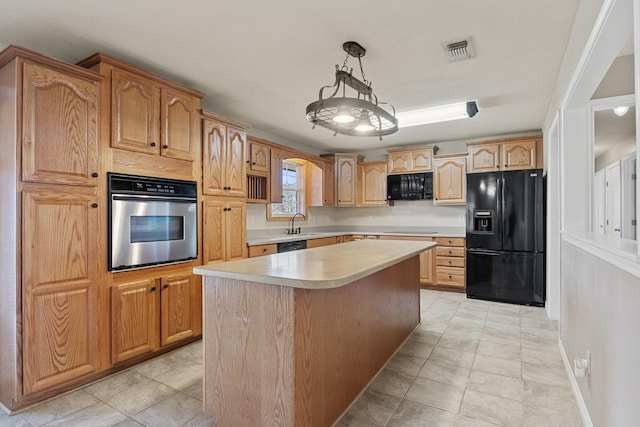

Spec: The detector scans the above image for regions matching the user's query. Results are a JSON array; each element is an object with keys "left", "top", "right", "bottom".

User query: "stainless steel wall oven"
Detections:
[{"left": 108, "top": 173, "right": 198, "bottom": 271}]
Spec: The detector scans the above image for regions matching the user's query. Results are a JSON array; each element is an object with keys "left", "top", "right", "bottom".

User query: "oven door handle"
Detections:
[{"left": 111, "top": 195, "right": 196, "bottom": 203}]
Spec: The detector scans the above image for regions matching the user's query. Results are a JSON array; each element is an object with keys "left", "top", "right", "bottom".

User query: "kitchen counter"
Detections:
[
  {"left": 194, "top": 240, "right": 431, "bottom": 426},
  {"left": 194, "top": 240, "right": 436, "bottom": 289},
  {"left": 246, "top": 226, "right": 465, "bottom": 245}
]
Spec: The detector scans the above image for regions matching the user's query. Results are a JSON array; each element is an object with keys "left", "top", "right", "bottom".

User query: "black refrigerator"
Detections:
[{"left": 466, "top": 169, "right": 545, "bottom": 306}]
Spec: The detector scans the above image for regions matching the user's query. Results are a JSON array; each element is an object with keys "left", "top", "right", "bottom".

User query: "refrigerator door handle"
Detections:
[{"left": 468, "top": 249, "right": 500, "bottom": 256}]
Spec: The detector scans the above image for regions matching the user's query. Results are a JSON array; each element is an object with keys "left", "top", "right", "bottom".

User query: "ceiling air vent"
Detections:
[{"left": 443, "top": 37, "right": 475, "bottom": 62}]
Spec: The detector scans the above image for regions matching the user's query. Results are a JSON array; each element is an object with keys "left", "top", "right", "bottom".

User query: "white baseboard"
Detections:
[
  {"left": 559, "top": 338, "right": 593, "bottom": 427},
  {"left": 545, "top": 300, "right": 559, "bottom": 320}
]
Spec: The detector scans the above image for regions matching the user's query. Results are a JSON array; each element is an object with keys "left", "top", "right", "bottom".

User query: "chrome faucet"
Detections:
[{"left": 288, "top": 212, "right": 306, "bottom": 234}]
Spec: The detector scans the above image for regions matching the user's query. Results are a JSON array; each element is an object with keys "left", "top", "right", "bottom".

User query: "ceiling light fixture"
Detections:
[
  {"left": 306, "top": 41, "right": 398, "bottom": 139},
  {"left": 613, "top": 106, "right": 630, "bottom": 117},
  {"left": 396, "top": 101, "right": 479, "bottom": 128}
]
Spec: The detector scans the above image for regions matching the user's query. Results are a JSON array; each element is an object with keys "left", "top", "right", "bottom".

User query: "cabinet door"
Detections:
[
  {"left": 388, "top": 151, "right": 412, "bottom": 174},
  {"left": 322, "top": 160, "right": 335, "bottom": 206},
  {"left": 411, "top": 149, "right": 433, "bottom": 172},
  {"left": 160, "top": 88, "right": 197, "bottom": 161},
  {"left": 434, "top": 157, "right": 466, "bottom": 205},
  {"left": 225, "top": 127, "right": 247, "bottom": 198},
  {"left": 270, "top": 148, "right": 285, "bottom": 203},
  {"left": 160, "top": 275, "right": 197, "bottom": 346},
  {"left": 202, "top": 119, "right": 227, "bottom": 196},
  {"left": 203, "top": 199, "right": 225, "bottom": 264},
  {"left": 336, "top": 156, "right": 357, "bottom": 206},
  {"left": 22, "top": 61, "right": 99, "bottom": 186},
  {"left": 248, "top": 140, "right": 270, "bottom": 174},
  {"left": 111, "top": 69, "right": 160, "bottom": 155},
  {"left": 22, "top": 190, "right": 100, "bottom": 394},
  {"left": 360, "top": 162, "right": 388, "bottom": 206},
  {"left": 467, "top": 144, "right": 500, "bottom": 173},
  {"left": 420, "top": 248, "right": 436, "bottom": 285},
  {"left": 111, "top": 279, "right": 159, "bottom": 364},
  {"left": 225, "top": 201, "right": 247, "bottom": 261},
  {"left": 501, "top": 139, "right": 536, "bottom": 171}
]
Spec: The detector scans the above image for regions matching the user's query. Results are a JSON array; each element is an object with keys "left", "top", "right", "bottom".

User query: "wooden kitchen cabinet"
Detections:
[
  {"left": 202, "top": 113, "right": 248, "bottom": 198},
  {"left": 433, "top": 154, "right": 467, "bottom": 205},
  {"left": 359, "top": 161, "right": 388, "bottom": 206},
  {"left": 387, "top": 146, "right": 438, "bottom": 174},
  {"left": 111, "top": 273, "right": 201, "bottom": 364},
  {"left": 22, "top": 61, "right": 100, "bottom": 186},
  {"left": 203, "top": 198, "right": 247, "bottom": 264},
  {"left": 247, "top": 138, "right": 271, "bottom": 175},
  {"left": 466, "top": 136, "right": 541, "bottom": 173},
  {"left": 79, "top": 55, "right": 202, "bottom": 162},
  {"left": 248, "top": 243, "right": 278, "bottom": 257},
  {"left": 22, "top": 188, "right": 102, "bottom": 394},
  {"left": 378, "top": 236, "right": 436, "bottom": 285},
  {"left": 435, "top": 237, "right": 466, "bottom": 289},
  {"left": 322, "top": 154, "right": 363, "bottom": 206},
  {"left": 306, "top": 236, "right": 338, "bottom": 248}
]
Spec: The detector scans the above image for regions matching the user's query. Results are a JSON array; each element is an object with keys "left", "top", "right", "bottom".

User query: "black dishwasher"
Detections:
[{"left": 277, "top": 240, "right": 307, "bottom": 253}]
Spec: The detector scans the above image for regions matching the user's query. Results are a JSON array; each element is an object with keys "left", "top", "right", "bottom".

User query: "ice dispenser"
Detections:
[{"left": 473, "top": 210, "right": 494, "bottom": 234}]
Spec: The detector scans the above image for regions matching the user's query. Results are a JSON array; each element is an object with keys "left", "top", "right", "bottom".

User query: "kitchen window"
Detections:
[{"left": 268, "top": 160, "right": 306, "bottom": 220}]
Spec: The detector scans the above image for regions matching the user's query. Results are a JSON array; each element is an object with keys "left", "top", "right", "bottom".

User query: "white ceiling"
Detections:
[{"left": 0, "top": 0, "right": 580, "bottom": 153}]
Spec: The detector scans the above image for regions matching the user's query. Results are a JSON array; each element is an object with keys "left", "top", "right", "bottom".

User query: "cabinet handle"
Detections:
[
  {"left": 448, "top": 260, "right": 452, "bottom": 264},
  {"left": 162, "top": 144, "right": 169, "bottom": 149},
  {"left": 150, "top": 142, "right": 157, "bottom": 147},
  {"left": 449, "top": 275, "right": 452, "bottom": 279},
  {"left": 252, "top": 162, "right": 256, "bottom": 165},
  {"left": 91, "top": 172, "right": 98, "bottom": 178},
  {"left": 262, "top": 248, "right": 267, "bottom": 253},
  {"left": 246, "top": 160, "right": 250, "bottom": 164},
  {"left": 91, "top": 203, "right": 98, "bottom": 208},
  {"left": 150, "top": 287, "right": 157, "bottom": 292},
  {"left": 163, "top": 284, "right": 169, "bottom": 289}
]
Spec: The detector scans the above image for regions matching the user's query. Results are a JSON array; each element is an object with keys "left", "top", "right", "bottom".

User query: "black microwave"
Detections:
[{"left": 387, "top": 172, "right": 433, "bottom": 200}]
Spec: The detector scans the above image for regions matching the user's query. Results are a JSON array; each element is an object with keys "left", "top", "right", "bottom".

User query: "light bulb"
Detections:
[
  {"left": 333, "top": 106, "right": 355, "bottom": 123},
  {"left": 355, "top": 110, "right": 374, "bottom": 132},
  {"left": 613, "top": 106, "right": 630, "bottom": 117}
]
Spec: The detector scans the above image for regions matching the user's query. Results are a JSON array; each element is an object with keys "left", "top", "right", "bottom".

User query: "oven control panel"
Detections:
[{"left": 108, "top": 173, "right": 197, "bottom": 198}]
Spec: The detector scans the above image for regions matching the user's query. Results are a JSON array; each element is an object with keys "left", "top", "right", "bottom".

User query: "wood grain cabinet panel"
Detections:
[
  {"left": 22, "top": 61, "right": 99, "bottom": 186},
  {"left": 359, "top": 161, "right": 388, "bottom": 206},
  {"left": 387, "top": 151, "right": 412, "bottom": 174},
  {"left": 434, "top": 237, "right": 466, "bottom": 290},
  {"left": 411, "top": 149, "right": 433, "bottom": 172},
  {"left": 22, "top": 190, "right": 100, "bottom": 393},
  {"left": 111, "top": 279, "right": 159, "bottom": 364},
  {"left": 467, "top": 143, "right": 500, "bottom": 173},
  {"left": 433, "top": 155, "right": 466, "bottom": 205},
  {"left": 306, "top": 236, "right": 338, "bottom": 248},
  {"left": 248, "top": 243, "right": 278, "bottom": 257},
  {"left": 321, "top": 154, "right": 361, "bottom": 206},
  {"left": 160, "top": 275, "right": 198, "bottom": 346},
  {"left": 248, "top": 139, "right": 270, "bottom": 174},
  {"left": 203, "top": 198, "right": 247, "bottom": 264},
  {"left": 502, "top": 139, "right": 537, "bottom": 170},
  {"left": 387, "top": 146, "right": 437, "bottom": 174},
  {"left": 378, "top": 236, "right": 435, "bottom": 285},
  {"left": 466, "top": 136, "right": 541, "bottom": 173},
  {"left": 161, "top": 88, "right": 198, "bottom": 161},
  {"left": 202, "top": 117, "right": 247, "bottom": 197}
]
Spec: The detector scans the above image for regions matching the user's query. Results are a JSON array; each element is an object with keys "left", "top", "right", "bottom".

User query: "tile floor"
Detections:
[{"left": 0, "top": 290, "right": 584, "bottom": 427}]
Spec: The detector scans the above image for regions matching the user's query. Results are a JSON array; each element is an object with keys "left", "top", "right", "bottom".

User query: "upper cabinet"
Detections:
[
  {"left": 467, "top": 136, "right": 541, "bottom": 173},
  {"left": 247, "top": 138, "right": 270, "bottom": 175},
  {"left": 359, "top": 161, "right": 388, "bottom": 206},
  {"left": 387, "top": 146, "right": 438, "bottom": 174},
  {"left": 202, "top": 112, "right": 248, "bottom": 198},
  {"left": 433, "top": 154, "right": 467, "bottom": 205},
  {"left": 78, "top": 53, "right": 203, "bottom": 163},
  {"left": 22, "top": 60, "right": 100, "bottom": 186},
  {"left": 322, "top": 154, "right": 363, "bottom": 206}
]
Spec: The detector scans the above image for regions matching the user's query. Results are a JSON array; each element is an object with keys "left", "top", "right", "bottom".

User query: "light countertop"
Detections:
[
  {"left": 247, "top": 226, "right": 465, "bottom": 245},
  {"left": 194, "top": 240, "right": 436, "bottom": 289}
]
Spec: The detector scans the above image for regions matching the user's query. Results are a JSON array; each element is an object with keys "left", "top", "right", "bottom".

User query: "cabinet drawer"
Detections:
[
  {"left": 436, "top": 247, "right": 465, "bottom": 257},
  {"left": 436, "top": 237, "right": 465, "bottom": 247},
  {"left": 436, "top": 267, "right": 465, "bottom": 287},
  {"left": 436, "top": 256, "right": 465, "bottom": 268},
  {"left": 248, "top": 244, "right": 277, "bottom": 257}
]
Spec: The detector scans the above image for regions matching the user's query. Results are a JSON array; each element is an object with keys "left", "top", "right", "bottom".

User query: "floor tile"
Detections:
[
  {"left": 454, "top": 308, "right": 488, "bottom": 322},
  {"left": 418, "top": 320, "right": 449, "bottom": 334},
  {"left": 409, "top": 329, "right": 442, "bottom": 346},
  {"left": 523, "top": 380, "right": 581, "bottom": 413},
  {"left": 429, "top": 346, "right": 476, "bottom": 369},
  {"left": 521, "top": 345, "right": 564, "bottom": 367},
  {"left": 486, "top": 312, "right": 520, "bottom": 326},
  {"left": 522, "top": 362, "right": 571, "bottom": 388},
  {"left": 487, "top": 303, "right": 521, "bottom": 316},
  {"left": 385, "top": 352, "right": 427, "bottom": 377},
  {"left": 443, "top": 323, "right": 483, "bottom": 340},
  {"left": 111, "top": 419, "right": 144, "bottom": 427},
  {"left": 404, "top": 377, "right": 464, "bottom": 413},
  {"left": 132, "top": 353, "right": 186, "bottom": 379},
  {"left": 472, "top": 354, "right": 521, "bottom": 379},
  {"left": 334, "top": 411, "right": 383, "bottom": 427},
  {"left": 22, "top": 389, "right": 98, "bottom": 426},
  {"left": 476, "top": 340, "right": 521, "bottom": 361},
  {"left": 459, "top": 389, "right": 523, "bottom": 427},
  {"left": 467, "top": 370, "right": 523, "bottom": 401},
  {"left": 521, "top": 327, "right": 558, "bottom": 347},
  {"left": 417, "top": 359, "right": 470, "bottom": 390},
  {"left": 524, "top": 403, "right": 583, "bottom": 427},
  {"left": 480, "top": 328, "right": 521, "bottom": 347},
  {"left": 368, "top": 368, "right": 416, "bottom": 398},
  {"left": 84, "top": 371, "right": 177, "bottom": 416},
  {"left": 484, "top": 321, "right": 520, "bottom": 337},
  {"left": 344, "top": 389, "right": 401, "bottom": 427},
  {"left": 132, "top": 393, "right": 203, "bottom": 427},
  {"left": 180, "top": 412, "right": 215, "bottom": 427},
  {"left": 520, "top": 317, "right": 558, "bottom": 331},
  {"left": 454, "top": 415, "right": 499, "bottom": 427},
  {"left": 0, "top": 412, "right": 32, "bottom": 427},
  {"left": 397, "top": 338, "right": 435, "bottom": 359},
  {"left": 437, "top": 334, "right": 479, "bottom": 353},
  {"left": 387, "top": 399, "right": 457, "bottom": 427},
  {"left": 153, "top": 363, "right": 203, "bottom": 391},
  {"left": 43, "top": 401, "right": 127, "bottom": 427},
  {"left": 519, "top": 305, "right": 550, "bottom": 320},
  {"left": 181, "top": 377, "right": 204, "bottom": 401}
]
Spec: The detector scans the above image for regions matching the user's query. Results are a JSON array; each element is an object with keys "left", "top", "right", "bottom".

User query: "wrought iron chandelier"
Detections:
[{"left": 305, "top": 41, "right": 398, "bottom": 139}]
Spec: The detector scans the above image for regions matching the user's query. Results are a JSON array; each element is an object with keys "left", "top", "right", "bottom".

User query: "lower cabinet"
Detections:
[
  {"left": 248, "top": 243, "right": 277, "bottom": 257},
  {"left": 378, "top": 236, "right": 435, "bottom": 286},
  {"left": 306, "top": 236, "right": 338, "bottom": 248},
  {"left": 434, "top": 237, "right": 466, "bottom": 289},
  {"left": 203, "top": 198, "right": 247, "bottom": 263},
  {"left": 111, "top": 274, "right": 201, "bottom": 364}
]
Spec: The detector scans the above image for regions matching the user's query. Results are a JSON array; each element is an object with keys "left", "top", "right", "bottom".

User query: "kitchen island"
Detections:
[{"left": 194, "top": 239, "right": 435, "bottom": 427}]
